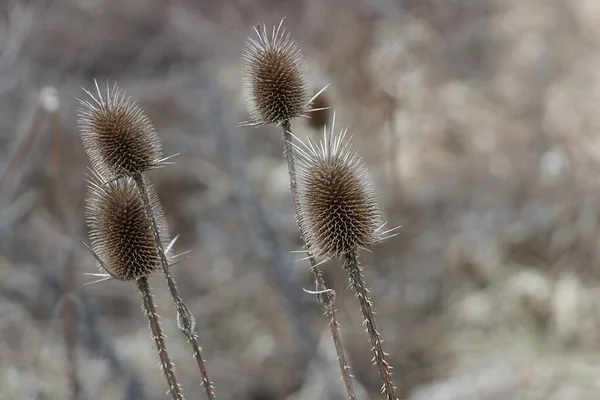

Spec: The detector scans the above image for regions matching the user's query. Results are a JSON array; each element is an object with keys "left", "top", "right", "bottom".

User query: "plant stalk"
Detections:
[
  {"left": 134, "top": 175, "right": 216, "bottom": 400},
  {"left": 136, "top": 276, "right": 184, "bottom": 400},
  {"left": 282, "top": 120, "right": 356, "bottom": 400},
  {"left": 343, "top": 251, "right": 397, "bottom": 400}
]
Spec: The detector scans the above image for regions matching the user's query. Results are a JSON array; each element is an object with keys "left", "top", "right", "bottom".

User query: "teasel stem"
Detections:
[
  {"left": 323, "top": 289, "right": 356, "bottom": 400},
  {"left": 281, "top": 120, "right": 356, "bottom": 400},
  {"left": 343, "top": 251, "right": 397, "bottom": 400},
  {"left": 136, "top": 276, "right": 184, "bottom": 400},
  {"left": 133, "top": 175, "right": 216, "bottom": 400}
]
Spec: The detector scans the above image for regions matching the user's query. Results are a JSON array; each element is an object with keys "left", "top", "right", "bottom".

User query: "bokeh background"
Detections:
[{"left": 2, "top": 0, "right": 600, "bottom": 398}]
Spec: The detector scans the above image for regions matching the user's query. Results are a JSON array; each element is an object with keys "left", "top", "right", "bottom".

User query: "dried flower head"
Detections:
[
  {"left": 78, "top": 81, "right": 165, "bottom": 179},
  {"left": 241, "top": 19, "right": 311, "bottom": 126},
  {"left": 85, "top": 172, "right": 170, "bottom": 281},
  {"left": 295, "top": 116, "right": 384, "bottom": 259}
]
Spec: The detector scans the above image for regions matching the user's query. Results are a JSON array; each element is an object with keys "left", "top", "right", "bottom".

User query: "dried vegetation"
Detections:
[{"left": 2, "top": 0, "right": 600, "bottom": 399}]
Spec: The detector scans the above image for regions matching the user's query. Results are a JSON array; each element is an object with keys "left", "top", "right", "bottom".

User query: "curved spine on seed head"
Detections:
[
  {"left": 240, "top": 18, "right": 315, "bottom": 127},
  {"left": 78, "top": 80, "right": 167, "bottom": 179},
  {"left": 84, "top": 170, "right": 170, "bottom": 281},
  {"left": 293, "top": 114, "right": 387, "bottom": 260}
]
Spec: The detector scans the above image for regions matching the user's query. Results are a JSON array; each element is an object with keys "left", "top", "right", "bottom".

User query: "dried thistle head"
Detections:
[
  {"left": 241, "top": 19, "right": 311, "bottom": 126},
  {"left": 295, "top": 116, "right": 384, "bottom": 259},
  {"left": 85, "top": 172, "right": 170, "bottom": 281},
  {"left": 78, "top": 81, "right": 164, "bottom": 179}
]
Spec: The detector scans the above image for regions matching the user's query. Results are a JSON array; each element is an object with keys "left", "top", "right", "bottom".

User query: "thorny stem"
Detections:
[
  {"left": 136, "top": 276, "right": 184, "bottom": 400},
  {"left": 282, "top": 120, "right": 356, "bottom": 400},
  {"left": 325, "top": 292, "right": 356, "bottom": 400},
  {"left": 134, "top": 175, "right": 216, "bottom": 400},
  {"left": 344, "top": 251, "right": 397, "bottom": 400}
]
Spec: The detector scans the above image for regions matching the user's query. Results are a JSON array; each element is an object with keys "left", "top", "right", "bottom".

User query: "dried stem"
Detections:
[
  {"left": 46, "top": 101, "right": 81, "bottom": 400},
  {"left": 136, "top": 276, "right": 184, "bottom": 400},
  {"left": 324, "top": 290, "right": 356, "bottom": 400},
  {"left": 0, "top": 102, "right": 44, "bottom": 198},
  {"left": 343, "top": 251, "right": 397, "bottom": 400},
  {"left": 133, "top": 175, "right": 216, "bottom": 400},
  {"left": 282, "top": 120, "right": 356, "bottom": 400}
]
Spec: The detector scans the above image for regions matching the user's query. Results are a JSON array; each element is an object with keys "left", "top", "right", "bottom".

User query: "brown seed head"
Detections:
[
  {"left": 295, "top": 117, "right": 382, "bottom": 259},
  {"left": 241, "top": 19, "right": 310, "bottom": 126},
  {"left": 85, "top": 173, "right": 169, "bottom": 281},
  {"left": 78, "top": 81, "right": 163, "bottom": 179}
]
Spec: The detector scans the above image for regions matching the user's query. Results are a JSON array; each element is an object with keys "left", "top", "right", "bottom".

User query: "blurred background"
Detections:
[{"left": 2, "top": 0, "right": 600, "bottom": 398}]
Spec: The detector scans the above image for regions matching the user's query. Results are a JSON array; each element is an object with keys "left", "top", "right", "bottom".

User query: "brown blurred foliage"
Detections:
[{"left": 3, "top": 0, "right": 600, "bottom": 399}]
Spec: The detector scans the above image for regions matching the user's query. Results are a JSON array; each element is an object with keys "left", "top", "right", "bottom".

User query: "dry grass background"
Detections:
[{"left": 3, "top": 0, "right": 600, "bottom": 399}]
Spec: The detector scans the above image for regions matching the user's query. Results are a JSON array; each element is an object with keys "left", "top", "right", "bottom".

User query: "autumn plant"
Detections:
[
  {"left": 240, "top": 19, "right": 399, "bottom": 399},
  {"left": 240, "top": 18, "right": 355, "bottom": 398},
  {"left": 83, "top": 172, "right": 184, "bottom": 399},
  {"left": 294, "top": 122, "right": 399, "bottom": 399},
  {"left": 78, "top": 82, "right": 215, "bottom": 399}
]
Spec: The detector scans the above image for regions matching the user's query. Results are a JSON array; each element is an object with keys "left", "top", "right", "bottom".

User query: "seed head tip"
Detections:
[
  {"left": 295, "top": 115, "right": 383, "bottom": 259},
  {"left": 78, "top": 80, "right": 163, "bottom": 179},
  {"left": 241, "top": 19, "right": 311, "bottom": 126}
]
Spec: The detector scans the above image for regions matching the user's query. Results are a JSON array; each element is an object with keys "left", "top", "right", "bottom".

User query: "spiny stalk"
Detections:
[
  {"left": 294, "top": 117, "right": 399, "bottom": 399},
  {"left": 240, "top": 19, "right": 356, "bottom": 399},
  {"left": 138, "top": 276, "right": 185, "bottom": 400},
  {"left": 83, "top": 173, "right": 184, "bottom": 399},
  {"left": 344, "top": 252, "right": 397, "bottom": 399},
  {"left": 134, "top": 175, "right": 216, "bottom": 400},
  {"left": 283, "top": 120, "right": 356, "bottom": 399},
  {"left": 79, "top": 82, "right": 215, "bottom": 398}
]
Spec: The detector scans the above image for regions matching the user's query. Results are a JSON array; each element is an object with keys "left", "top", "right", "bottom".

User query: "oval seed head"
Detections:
[
  {"left": 78, "top": 81, "right": 163, "bottom": 179},
  {"left": 85, "top": 173, "right": 170, "bottom": 281},
  {"left": 295, "top": 117, "right": 383, "bottom": 259},
  {"left": 241, "top": 19, "right": 311, "bottom": 126}
]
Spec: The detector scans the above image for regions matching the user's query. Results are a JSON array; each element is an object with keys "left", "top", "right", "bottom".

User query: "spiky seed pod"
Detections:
[
  {"left": 85, "top": 173, "right": 170, "bottom": 281},
  {"left": 78, "top": 81, "right": 163, "bottom": 179},
  {"left": 295, "top": 119, "right": 382, "bottom": 259},
  {"left": 241, "top": 19, "right": 311, "bottom": 126}
]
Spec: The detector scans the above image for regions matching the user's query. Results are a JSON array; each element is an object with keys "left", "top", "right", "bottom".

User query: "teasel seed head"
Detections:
[
  {"left": 240, "top": 19, "right": 311, "bottom": 126},
  {"left": 78, "top": 81, "right": 164, "bottom": 179},
  {"left": 85, "top": 171, "right": 170, "bottom": 281},
  {"left": 295, "top": 115, "right": 384, "bottom": 259}
]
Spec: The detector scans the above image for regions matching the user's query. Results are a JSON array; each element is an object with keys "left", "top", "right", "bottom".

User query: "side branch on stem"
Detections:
[{"left": 133, "top": 175, "right": 216, "bottom": 400}]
